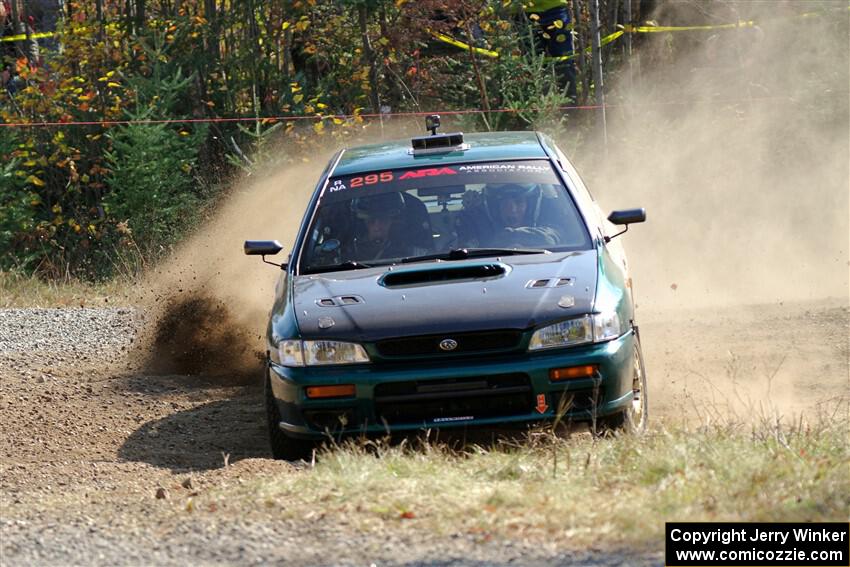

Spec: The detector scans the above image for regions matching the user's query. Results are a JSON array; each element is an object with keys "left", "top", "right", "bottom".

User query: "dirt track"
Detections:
[
  {"left": 1, "top": 298, "right": 846, "bottom": 566},
  {"left": 3, "top": 2, "right": 846, "bottom": 562}
]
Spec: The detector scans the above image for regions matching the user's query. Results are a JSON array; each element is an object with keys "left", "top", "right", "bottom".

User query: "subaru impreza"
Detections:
[{"left": 245, "top": 117, "right": 647, "bottom": 460}]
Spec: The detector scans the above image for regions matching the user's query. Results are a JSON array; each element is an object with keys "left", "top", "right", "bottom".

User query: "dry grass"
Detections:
[
  {"left": 198, "top": 407, "right": 849, "bottom": 549},
  {"left": 0, "top": 270, "right": 135, "bottom": 308}
]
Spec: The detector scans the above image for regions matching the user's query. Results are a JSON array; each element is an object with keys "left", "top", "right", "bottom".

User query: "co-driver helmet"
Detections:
[{"left": 351, "top": 192, "right": 406, "bottom": 221}]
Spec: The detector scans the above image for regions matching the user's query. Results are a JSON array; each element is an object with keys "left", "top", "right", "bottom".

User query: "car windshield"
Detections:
[{"left": 299, "top": 160, "right": 592, "bottom": 274}]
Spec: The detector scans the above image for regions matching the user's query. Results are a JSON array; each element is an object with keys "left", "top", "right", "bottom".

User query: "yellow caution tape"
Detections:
[
  {"left": 431, "top": 29, "right": 625, "bottom": 62},
  {"left": 6, "top": 5, "right": 849, "bottom": 50},
  {"left": 620, "top": 21, "right": 755, "bottom": 33},
  {"left": 432, "top": 5, "right": 849, "bottom": 60},
  {"left": 431, "top": 29, "right": 624, "bottom": 62},
  {"left": 1, "top": 31, "right": 56, "bottom": 42},
  {"left": 429, "top": 31, "right": 499, "bottom": 58},
  {"left": 548, "top": 30, "right": 624, "bottom": 61}
]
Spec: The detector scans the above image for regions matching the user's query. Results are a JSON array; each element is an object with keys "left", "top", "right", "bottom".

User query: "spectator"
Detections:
[
  {"left": 1, "top": 0, "right": 38, "bottom": 94},
  {"left": 523, "top": 0, "right": 577, "bottom": 99},
  {"left": 28, "top": 0, "right": 62, "bottom": 51},
  {"left": 1, "top": 1, "right": 14, "bottom": 88}
]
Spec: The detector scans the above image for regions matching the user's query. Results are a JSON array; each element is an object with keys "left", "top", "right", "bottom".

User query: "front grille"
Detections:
[
  {"left": 374, "top": 373, "right": 532, "bottom": 425},
  {"left": 376, "top": 330, "right": 522, "bottom": 357}
]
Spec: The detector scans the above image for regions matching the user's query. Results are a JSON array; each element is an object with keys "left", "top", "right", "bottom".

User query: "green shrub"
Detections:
[
  {"left": 0, "top": 128, "right": 35, "bottom": 271},
  {"left": 103, "top": 121, "right": 206, "bottom": 260}
]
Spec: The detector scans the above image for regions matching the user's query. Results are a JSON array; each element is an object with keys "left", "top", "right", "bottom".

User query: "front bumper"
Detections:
[{"left": 269, "top": 330, "right": 636, "bottom": 440}]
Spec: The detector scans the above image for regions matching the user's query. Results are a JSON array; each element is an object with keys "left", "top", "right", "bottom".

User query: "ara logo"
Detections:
[{"left": 398, "top": 167, "right": 457, "bottom": 180}]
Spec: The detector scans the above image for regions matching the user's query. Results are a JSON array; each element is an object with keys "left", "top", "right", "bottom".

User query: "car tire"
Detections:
[
  {"left": 594, "top": 334, "right": 648, "bottom": 436},
  {"left": 265, "top": 364, "right": 315, "bottom": 461}
]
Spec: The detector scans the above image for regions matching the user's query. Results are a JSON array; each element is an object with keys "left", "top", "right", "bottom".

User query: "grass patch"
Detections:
[
  {"left": 0, "top": 270, "right": 134, "bottom": 308},
  {"left": 206, "top": 413, "right": 848, "bottom": 549}
]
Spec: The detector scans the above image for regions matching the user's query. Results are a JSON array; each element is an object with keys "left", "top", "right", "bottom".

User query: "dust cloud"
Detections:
[
  {"left": 574, "top": 0, "right": 849, "bottom": 310},
  {"left": 131, "top": 1, "right": 847, "bottom": 423},
  {"left": 133, "top": 157, "right": 329, "bottom": 380},
  {"left": 131, "top": 120, "right": 424, "bottom": 381},
  {"left": 571, "top": 0, "right": 850, "bottom": 421}
]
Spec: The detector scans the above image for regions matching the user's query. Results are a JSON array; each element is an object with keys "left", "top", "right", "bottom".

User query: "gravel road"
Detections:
[
  {"left": 0, "top": 308, "right": 139, "bottom": 355},
  {"left": 1, "top": 299, "right": 846, "bottom": 566}
]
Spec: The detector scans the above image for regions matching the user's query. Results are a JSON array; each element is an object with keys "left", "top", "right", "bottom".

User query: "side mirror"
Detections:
[
  {"left": 607, "top": 208, "right": 646, "bottom": 225},
  {"left": 604, "top": 209, "right": 646, "bottom": 243},
  {"left": 244, "top": 240, "right": 285, "bottom": 268}
]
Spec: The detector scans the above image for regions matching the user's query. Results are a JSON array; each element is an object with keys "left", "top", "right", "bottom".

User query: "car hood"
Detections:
[{"left": 292, "top": 250, "right": 598, "bottom": 342}]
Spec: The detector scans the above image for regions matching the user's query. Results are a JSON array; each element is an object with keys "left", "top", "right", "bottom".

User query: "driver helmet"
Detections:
[
  {"left": 483, "top": 183, "right": 540, "bottom": 221},
  {"left": 484, "top": 183, "right": 537, "bottom": 201},
  {"left": 351, "top": 192, "right": 405, "bottom": 221}
]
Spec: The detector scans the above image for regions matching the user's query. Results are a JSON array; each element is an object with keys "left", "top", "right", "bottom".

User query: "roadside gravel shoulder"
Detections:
[
  {"left": 0, "top": 307, "right": 140, "bottom": 355},
  {"left": 0, "top": 306, "right": 661, "bottom": 566}
]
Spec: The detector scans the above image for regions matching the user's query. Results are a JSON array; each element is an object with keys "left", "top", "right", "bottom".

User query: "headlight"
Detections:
[
  {"left": 592, "top": 311, "right": 621, "bottom": 342},
  {"left": 278, "top": 340, "right": 305, "bottom": 366},
  {"left": 303, "top": 340, "right": 369, "bottom": 365},
  {"left": 274, "top": 339, "right": 369, "bottom": 367},
  {"left": 528, "top": 311, "right": 624, "bottom": 351},
  {"left": 529, "top": 316, "right": 593, "bottom": 350}
]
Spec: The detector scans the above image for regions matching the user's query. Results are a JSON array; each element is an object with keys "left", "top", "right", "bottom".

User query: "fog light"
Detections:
[
  {"left": 549, "top": 364, "right": 598, "bottom": 381},
  {"left": 305, "top": 384, "right": 356, "bottom": 399},
  {"left": 303, "top": 410, "right": 352, "bottom": 431}
]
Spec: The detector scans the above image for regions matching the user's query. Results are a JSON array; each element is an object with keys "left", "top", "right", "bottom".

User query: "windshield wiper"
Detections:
[
  {"left": 400, "top": 247, "right": 549, "bottom": 264},
  {"left": 304, "top": 260, "right": 373, "bottom": 274}
]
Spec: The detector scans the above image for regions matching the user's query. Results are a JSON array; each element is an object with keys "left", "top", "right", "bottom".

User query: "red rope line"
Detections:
[
  {"left": 0, "top": 105, "right": 602, "bottom": 128},
  {"left": 0, "top": 94, "right": 844, "bottom": 128}
]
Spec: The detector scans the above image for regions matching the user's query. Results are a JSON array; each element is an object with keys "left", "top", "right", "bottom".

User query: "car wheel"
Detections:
[
  {"left": 265, "top": 364, "right": 315, "bottom": 461},
  {"left": 595, "top": 336, "right": 648, "bottom": 436}
]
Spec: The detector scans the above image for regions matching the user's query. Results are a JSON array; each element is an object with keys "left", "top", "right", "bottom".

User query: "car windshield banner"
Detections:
[{"left": 321, "top": 160, "right": 561, "bottom": 204}]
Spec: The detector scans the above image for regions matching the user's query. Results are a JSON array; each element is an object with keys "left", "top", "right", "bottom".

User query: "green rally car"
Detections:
[{"left": 245, "top": 117, "right": 648, "bottom": 460}]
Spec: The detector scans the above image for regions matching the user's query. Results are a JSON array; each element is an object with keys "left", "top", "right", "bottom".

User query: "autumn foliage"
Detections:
[{"left": 0, "top": 0, "right": 623, "bottom": 279}]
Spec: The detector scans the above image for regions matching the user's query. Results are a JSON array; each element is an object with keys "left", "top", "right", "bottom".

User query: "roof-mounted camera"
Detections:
[
  {"left": 425, "top": 114, "right": 441, "bottom": 136},
  {"left": 410, "top": 114, "right": 469, "bottom": 156}
]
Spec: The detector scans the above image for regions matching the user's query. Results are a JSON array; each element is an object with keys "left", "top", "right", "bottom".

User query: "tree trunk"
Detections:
[
  {"left": 22, "top": 0, "right": 32, "bottom": 59},
  {"left": 244, "top": 0, "right": 263, "bottom": 117},
  {"left": 125, "top": 0, "right": 133, "bottom": 35},
  {"left": 572, "top": 0, "right": 590, "bottom": 106},
  {"left": 358, "top": 3, "right": 381, "bottom": 114},
  {"left": 282, "top": 26, "right": 292, "bottom": 79},
  {"left": 589, "top": 0, "right": 608, "bottom": 149},
  {"left": 96, "top": 0, "right": 104, "bottom": 40},
  {"left": 204, "top": 0, "right": 219, "bottom": 62},
  {"left": 465, "top": 20, "right": 490, "bottom": 124},
  {"left": 624, "top": 0, "right": 633, "bottom": 94},
  {"left": 9, "top": 0, "right": 22, "bottom": 60},
  {"left": 9, "top": 0, "right": 21, "bottom": 33},
  {"left": 608, "top": 0, "right": 619, "bottom": 36},
  {"left": 378, "top": 4, "right": 402, "bottom": 108},
  {"left": 135, "top": 0, "right": 145, "bottom": 31}
]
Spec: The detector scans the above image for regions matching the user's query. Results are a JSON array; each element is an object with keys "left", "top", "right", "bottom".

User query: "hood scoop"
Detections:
[{"left": 380, "top": 262, "right": 508, "bottom": 288}]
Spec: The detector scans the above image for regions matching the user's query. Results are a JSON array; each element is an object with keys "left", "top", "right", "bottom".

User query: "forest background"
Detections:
[{"left": 0, "top": 0, "right": 843, "bottom": 280}]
